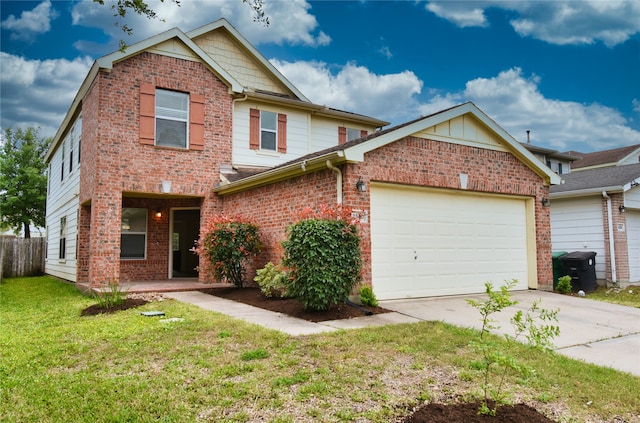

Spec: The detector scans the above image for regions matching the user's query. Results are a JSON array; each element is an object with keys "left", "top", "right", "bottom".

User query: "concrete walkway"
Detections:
[{"left": 165, "top": 290, "right": 640, "bottom": 376}]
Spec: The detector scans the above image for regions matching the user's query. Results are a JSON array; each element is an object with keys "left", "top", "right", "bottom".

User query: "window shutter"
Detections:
[
  {"left": 189, "top": 94, "right": 205, "bottom": 151},
  {"left": 249, "top": 108, "right": 260, "bottom": 150},
  {"left": 338, "top": 126, "right": 347, "bottom": 145},
  {"left": 139, "top": 84, "right": 155, "bottom": 145},
  {"left": 277, "top": 113, "right": 287, "bottom": 153},
  {"left": 360, "top": 129, "right": 368, "bottom": 138}
]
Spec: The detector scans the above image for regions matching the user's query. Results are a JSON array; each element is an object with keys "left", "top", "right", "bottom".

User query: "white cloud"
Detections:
[
  {"left": 419, "top": 68, "right": 640, "bottom": 152},
  {"left": 271, "top": 59, "right": 422, "bottom": 122},
  {"left": 0, "top": 53, "right": 92, "bottom": 138},
  {"left": 1, "top": 0, "right": 58, "bottom": 41},
  {"left": 424, "top": 0, "right": 640, "bottom": 47},
  {"left": 70, "top": 0, "right": 329, "bottom": 55}
]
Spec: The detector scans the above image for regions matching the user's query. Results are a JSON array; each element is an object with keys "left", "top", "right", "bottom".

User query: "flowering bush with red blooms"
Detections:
[
  {"left": 282, "top": 204, "right": 362, "bottom": 311},
  {"left": 195, "top": 214, "right": 262, "bottom": 288}
]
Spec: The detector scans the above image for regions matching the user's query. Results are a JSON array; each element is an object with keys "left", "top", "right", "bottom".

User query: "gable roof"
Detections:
[
  {"left": 45, "top": 18, "right": 387, "bottom": 162},
  {"left": 550, "top": 163, "right": 640, "bottom": 198},
  {"left": 569, "top": 144, "right": 640, "bottom": 170},
  {"left": 214, "top": 102, "right": 561, "bottom": 194}
]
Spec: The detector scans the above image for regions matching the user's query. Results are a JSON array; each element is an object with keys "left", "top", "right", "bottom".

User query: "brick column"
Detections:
[{"left": 87, "top": 190, "right": 122, "bottom": 287}]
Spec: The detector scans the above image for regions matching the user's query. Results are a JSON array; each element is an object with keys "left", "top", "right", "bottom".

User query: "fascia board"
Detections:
[
  {"left": 45, "top": 62, "right": 100, "bottom": 163},
  {"left": 97, "top": 27, "right": 244, "bottom": 93},
  {"left": 549, "top": 186, "right": 624, "bottom": 199},
  {"left": 214, "top": 151, "right": 346, "bottom": 195},
  {"left": 619, "top": 147, "right": 640, "bottom": 165},
  {"left": 187, "top": 19, "right": 310, "bottom": 102}
]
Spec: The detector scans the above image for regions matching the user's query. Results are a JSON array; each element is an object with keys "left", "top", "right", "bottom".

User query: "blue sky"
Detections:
[{"left": 1, "top": 0, "right": 639, "bottom": 153}]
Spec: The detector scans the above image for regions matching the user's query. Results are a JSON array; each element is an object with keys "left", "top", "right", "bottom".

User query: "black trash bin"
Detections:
[{"left": 560, "top": 251, "right": 597, "bottom": 293}]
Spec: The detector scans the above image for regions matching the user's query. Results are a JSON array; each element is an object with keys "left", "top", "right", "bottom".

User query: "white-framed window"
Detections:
[
  {"left": 346, "top": 128, "right": 361, "bottom": 142},
  {"left": 260, "top": 110, "right": 277, "bottom": 151},
  {"left": 121, "top": 208, "right": 147, "bottom": 259},
  {"left": 59, "top": 216, "right": 66, "bottom": 260},
  {"left": 155, "top": 89, "right": 189, "bottom": 148},
  {"left": 60, "top": 141, "right": 65, "bottom": 182}
]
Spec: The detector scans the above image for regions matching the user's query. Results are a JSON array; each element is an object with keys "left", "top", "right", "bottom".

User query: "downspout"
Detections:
[
  {"left": 326, "top": 160, "right": 342, "bottom": 204},
  {"left": 602, "top": 191, "right": 617, "bottom": 283}
]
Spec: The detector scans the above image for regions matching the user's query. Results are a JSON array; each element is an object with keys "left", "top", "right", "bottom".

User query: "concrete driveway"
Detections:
[{"left": 380, "top": 290, "right": 640, "bottom": 376}]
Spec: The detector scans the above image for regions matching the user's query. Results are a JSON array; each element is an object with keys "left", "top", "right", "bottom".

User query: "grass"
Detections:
[
  {"left": 1, "top": 276, "right": 639, "bottom": 422},
  {"left": 585, "top": 285, "right": 640, "bottom": 308}
]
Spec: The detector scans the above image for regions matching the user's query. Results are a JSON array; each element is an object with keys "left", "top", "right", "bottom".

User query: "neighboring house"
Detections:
[
  {"left": 45, "top": 18, "right": 560, "bottom": 300},
  {"left": 568, "top": 144, "right": 640, "bottom": 171},
  {"left": 550, "top": 162, "right": 640, "bottom": 286},
  {"left": 522, "top": 142, "right": 576, "bottom": 175}
]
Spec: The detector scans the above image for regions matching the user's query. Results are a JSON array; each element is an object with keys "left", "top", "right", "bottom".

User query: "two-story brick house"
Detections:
[{"left": 45, "top": 18, "right": 560, "bottom": 299}]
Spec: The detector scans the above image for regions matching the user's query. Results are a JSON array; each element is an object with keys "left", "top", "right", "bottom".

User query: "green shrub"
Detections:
[
  {"left": 282, "top": 205, "right": 362, "bottom": 311},
  {"left": 358, "top": 285, "right": 378, "bottom": 307},
  {"left": 94, "top": 279, "right": 127, "bottom": 309},
  {"left": 195, "top": 214, "right": 262, "bottom": 288},
  {"left": 556, "top": 275, "right": 572, "bottom": 294},
  {"left": 254, "top": 262, "right": 289, "bottom": 298}
]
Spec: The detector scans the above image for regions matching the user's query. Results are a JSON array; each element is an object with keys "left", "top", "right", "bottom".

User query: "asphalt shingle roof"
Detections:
[
  {"left": 551, "top": 163, "right": 640, "bottom": 193},
  {"left": 569, "top": 144, "right": 640, "bottom": 169}
]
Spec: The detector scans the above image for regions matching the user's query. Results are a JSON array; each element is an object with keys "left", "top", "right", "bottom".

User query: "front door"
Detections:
[{"left": 171, "top": 209, "right": 200, "bottom": 278}]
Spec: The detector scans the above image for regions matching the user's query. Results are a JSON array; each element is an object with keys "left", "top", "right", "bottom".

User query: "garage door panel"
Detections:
[{"left": 371, "top": 184, "right": 530, "bottom": 300}]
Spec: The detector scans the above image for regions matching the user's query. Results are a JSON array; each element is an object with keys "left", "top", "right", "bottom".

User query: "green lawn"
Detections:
[
  {"left": 1, "top": 276, "right": 639, "bottom": 422},
  {"left": 585, "top": 285, "right": 640, "bottom": 308}
]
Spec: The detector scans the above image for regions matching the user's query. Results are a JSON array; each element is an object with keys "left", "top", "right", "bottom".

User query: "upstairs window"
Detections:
[
  {"left": 558, "top": 162, "right": 563, "bottom": 174},
  {"left": 260, "top": 110, "right": 277, "bottom": 151},
  {"left": 249, "top": 108, "right": 287, "bottom": 153},
  {"left": 59, "top": 216, "right": 67, "bottom": 260},
  {"left": 155, "top": 89, "right": 189, "bottom": 148},
  {"left": 139, "top": 84, "right": 204, "bottom": 151},
  {"left": 338, "top": 126, "right": 367, "bottom": 144}
]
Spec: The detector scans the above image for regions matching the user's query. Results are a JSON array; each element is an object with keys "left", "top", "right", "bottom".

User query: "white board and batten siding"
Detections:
[
  {"left": 45, "top": 116, "right": 81, "bottom": 282},
  {"left": 370, "top": 183, "right": 532, "bottom": 300},
  {"left": 550, "top": 196, "right": 606, "bottom": 280}
]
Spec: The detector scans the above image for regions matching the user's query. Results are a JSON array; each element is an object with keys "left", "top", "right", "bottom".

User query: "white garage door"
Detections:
[
  {"left": 627, "top": 210, "right": 640, "bottom": 282},
  {"left": 370, "top": 184, "right": 531, "bottom": 300}
]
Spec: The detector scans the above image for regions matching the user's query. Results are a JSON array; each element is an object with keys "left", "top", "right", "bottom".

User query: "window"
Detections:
[
  {"left": 69, "top": 139, "right": 74, "bottom": 174},
  {"left": 59, "top": 217, "right": 66, "bottom": 260},
  {"left": 77, "top": 116, "right": 82, "bottom": 164},
  {"left": 338, "top": 126, "right": 367, "bottom": 144},
  {"left": 121, "top": 208, "right": 147, "bottom": 259},
  {"left": 155, "top": 89, "right": 189, "bottom": 148},
  {"left": 558, "top": 163, "right": 563, "bottom": 175},
  {"left": 249, "top": 108, "right": 287, "bottom": 153},
  {"left": 260, "top": 110, "right": 277, "bottom": 151},
  {"left": 60, "top": 141, "right": 65, "bottom": 182}
]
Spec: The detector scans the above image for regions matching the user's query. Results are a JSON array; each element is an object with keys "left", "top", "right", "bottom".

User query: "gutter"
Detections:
[
  {"left": 602, "top": 191, "right": 618, "bottom": 284},
  {"left": 325, "top": 160, "right": 343, "bottom": 204},
  {"left": 549, "top": 185, "right": 624, "bottom": 199}
]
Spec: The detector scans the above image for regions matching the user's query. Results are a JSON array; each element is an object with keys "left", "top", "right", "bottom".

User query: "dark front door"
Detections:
[{"left": 172, "top": 209, "right": 200, "bottom": 278}]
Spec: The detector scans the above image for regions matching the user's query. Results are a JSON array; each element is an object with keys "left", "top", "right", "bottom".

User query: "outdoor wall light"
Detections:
[
  {"left": 541, "top": 198, "right": 550, "bottom": 207},
  {"left": 155, "top": 209, "right": 163, "bottom": 218},
  {"left": 356, "top": 177, "right": 367, "bottom": 193},
  {"left": 619, "top": 205, "right": 626, "bottom": 213}
]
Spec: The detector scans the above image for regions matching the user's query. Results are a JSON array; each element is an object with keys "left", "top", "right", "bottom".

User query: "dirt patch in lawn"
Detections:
[
  {"left": 401, "top": 401, "right": 557, "bottom": 422},
  {"left": 199, "top": 286, "right": 390, "bottom": 322},
  {"left": 80, "top": 298, "right": 148, "bottom": 316}
]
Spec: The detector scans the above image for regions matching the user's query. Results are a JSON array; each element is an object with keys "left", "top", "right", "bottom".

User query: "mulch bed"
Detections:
[
  {"left": 199, "top": 286, "right": 390, "bottom": 322},
  {"left": 80, "top": 298, "right": 148, "bottom": 316},
  {"left": 401, "top": 401, "right": 557, "bottom": 422}
]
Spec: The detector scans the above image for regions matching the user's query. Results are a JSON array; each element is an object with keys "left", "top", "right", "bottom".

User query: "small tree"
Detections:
[
  {"left": 282, "top": 204, "right": 362, "bottom": 311},
  {"left": 0, "top": 127, "right": 50, "bottom": 238},
  {"left": 195, "top": 214, "right": 262, "bottom": 288}
]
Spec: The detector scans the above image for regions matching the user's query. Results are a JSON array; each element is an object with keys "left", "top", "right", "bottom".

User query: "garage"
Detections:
[{"left": 370, "top": 183, "right": 533, "bottom": 300}]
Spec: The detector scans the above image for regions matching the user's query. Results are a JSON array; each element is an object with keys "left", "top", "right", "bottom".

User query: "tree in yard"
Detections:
[
  {"left": 94, "top": 0, "right": 269, "bottom": 51},
  {"left": 0, "top": 127, "right": 50, "bottom": 238}
]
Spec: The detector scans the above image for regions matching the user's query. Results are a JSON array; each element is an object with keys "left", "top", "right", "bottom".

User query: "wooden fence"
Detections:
[{"left": 0, "top": 237, "right": 46, "bottom": 280}]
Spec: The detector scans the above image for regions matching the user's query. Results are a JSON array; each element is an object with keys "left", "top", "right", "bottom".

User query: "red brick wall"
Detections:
[
  {"left": 223, "top": 136, "right": 553, "bottom": 292},
  {"left": 78, "top": 52, "right": 231, "bottom": 286}
]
